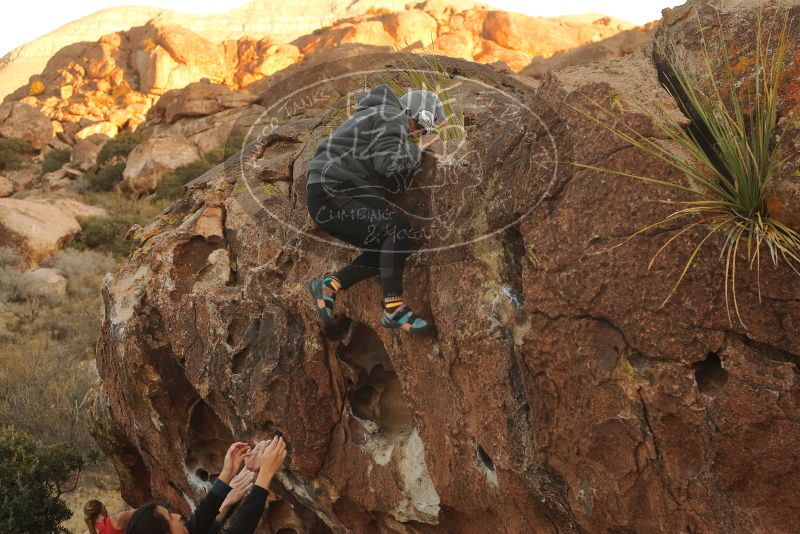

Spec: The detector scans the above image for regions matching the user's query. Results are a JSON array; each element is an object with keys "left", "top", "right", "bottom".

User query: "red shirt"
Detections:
[{"left": 95, "top": 516, "right": 125, "bottom": 534}]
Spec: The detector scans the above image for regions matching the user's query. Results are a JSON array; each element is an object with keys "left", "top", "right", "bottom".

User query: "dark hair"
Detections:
[{"left": 125, "top": 502, "right": 170, "bottom": 534}]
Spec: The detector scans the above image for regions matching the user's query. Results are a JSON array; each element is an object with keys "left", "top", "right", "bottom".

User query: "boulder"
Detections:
[
  {"left": 70, "top": 139, "right": 100, "bottom": 171},
  {"left": 40, "top": 167, "right": 75, "bottom": 192},
  {"left": 0, "top": 101, "right": 53, "bottom": 150},
  {"left": 0, "top": 198, "right": 81, "bottom": 263},
  {"left": 148, "top": 80, "right": 260, "bottom": 124},
  {"left": 75, "top": 121, "right": 119, "bottom": 140},
  {"left": 120, "top": 134, "right": 200, "bottom": 194},
  {"left": 0, "top": 176, "right": 14, "bottom": 198},
  {"left": 382, "top": 9, "right": 439, "bottom": 47},
  {"left": 32, "top": 198, "right": 108, "bottom": 219},
  {"left": 481, "top": 11, "right": 632, "bottom": 58},
  {"left": 522, "top": 23, "right": 657, "bottom": 79},
  {"left": 20, "top": 267, "right": 68, "bottom": 299},
  {"left": 92, "top": 42, "right": 800, "bottom": 534},
  {"left": 140, "top": 104, "right": 268, "bottom": 157}
]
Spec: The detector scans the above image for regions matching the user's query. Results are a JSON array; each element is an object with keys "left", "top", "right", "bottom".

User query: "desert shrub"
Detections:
[
  {"left": 96, "top": 131, "right": 143, "bottom": 165},
  {"left": 72, "top": 215, "right": 137, "bottom": 257},
  {"left": 0, "top": 250, "right": 111, "bottom": 448},
  {"left": 0, "top": 138, "right": 35, "bottom": 171},
  {"left": 43, "top": 249, "right": 117, "bottom": 300},
  {"left": 29, "top": 79, "right": 45, "bottom": 96},
  {"left": 152, "top": 144, "right": 235, "bottom": 201},
  {"left": 0, "top": 426, "right": 86, "bottom": 534},
  {"left": 0, "top": 247, "right": 21, "bottom": 268},
  {"left": 375, "top": 47, "right": 466, "bottom": 141},
  {"left": 0, "top": 266, "right": 27, "bottom": 303},
  {"left": 41, "top": 148, "right": 71, "bottom": 174},
  {"left": 84, "top": 162, "right": 125, "bottom": 192},
  {"left": 575, "top": 13, "right": 798, "bottom": 327},
  {"left": 153, "top": 159, "right": 214, "bottom": 201},
  {"left": 44, "top": 249, "right": 116, "bottom": 283}
]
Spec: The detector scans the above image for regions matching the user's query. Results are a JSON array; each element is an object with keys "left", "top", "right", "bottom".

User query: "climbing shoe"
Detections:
[
  {"left": 380, "top": 303, "right": 432, "bottom": 333},
  {"left": 308, "top": 274, "right": 341, "bottom": 327}
]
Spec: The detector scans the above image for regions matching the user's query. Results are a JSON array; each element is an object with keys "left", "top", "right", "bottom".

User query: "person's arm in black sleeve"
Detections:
[
  {"left": 223, "top": 437, "right": 287, "bottom": 534},
  {"left": 183, "top": 478, "right": 231, "bottom": 534},
  {"left": 223, "top": 486, "right": 269, "bottom": 534},
  {"left": 371, "top": 115, "right": 423, "bottom": 193}
]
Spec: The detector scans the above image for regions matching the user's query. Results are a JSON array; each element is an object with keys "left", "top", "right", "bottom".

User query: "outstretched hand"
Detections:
[
  {"left": 219, "top": 442, "right": 250, "bottom": 484},
  {"left": 243, "top": 439, "right": 269, "bottom": 472},
  {"left": 417, "top": 133, "right": 440, "bottom": 151},
  {"left": 255, "top": 436, "right": 287, "bottom": 490}
]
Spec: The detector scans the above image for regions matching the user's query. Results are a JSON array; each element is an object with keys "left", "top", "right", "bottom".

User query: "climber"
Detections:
[
  {"left": 83, "top": 500, "right": 135, "bottom": 534},
  {"left": 306, "top": 83, "right": 448, "bottom": 334},
  {"left": 125, "top": 437, "right": 287, "bottom": 534}
]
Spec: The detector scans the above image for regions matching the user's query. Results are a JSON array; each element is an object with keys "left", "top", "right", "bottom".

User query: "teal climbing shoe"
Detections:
[
  {"left": 380, "top": 304, "right": 432, "bottom": 333},
  {"left": 308, "top": 275, "right": 338, "bottom": 327}
]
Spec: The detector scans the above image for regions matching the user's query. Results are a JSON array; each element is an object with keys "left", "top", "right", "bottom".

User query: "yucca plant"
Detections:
[
  {"left": 371, "top": 40, "right": 467, "bottom": 141},
  {"left": 574, "top": 12, "right": 800, "bottom": 327}
]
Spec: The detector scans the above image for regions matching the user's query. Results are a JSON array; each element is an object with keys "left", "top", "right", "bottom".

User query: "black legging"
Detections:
[{"left": 307, "top": 182, "right": 413, "bottom": 296}]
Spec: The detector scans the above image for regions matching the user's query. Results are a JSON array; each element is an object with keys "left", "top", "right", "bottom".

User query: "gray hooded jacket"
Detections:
[{"left": 306, "top": 84, "right": 422, "bottom": 196}]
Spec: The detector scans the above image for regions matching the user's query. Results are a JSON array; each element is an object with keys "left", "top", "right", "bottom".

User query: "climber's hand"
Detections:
[
  {"left": 219, "top": 441, "right": 250, "bottom": 484},
  {"left": 417, "top": 133, "right": 439, "bottom": 151},
  {"left": 255, "top": 436, "right": 287, "bottom": 490},
  {"left": 243, "top": 439, "right": 270, "bottom": 472}
]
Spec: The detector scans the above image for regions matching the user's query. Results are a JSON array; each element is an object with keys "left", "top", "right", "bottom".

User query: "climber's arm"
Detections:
[
  {"left": 184, "top": 478, "right": 231, "bottom": 534},
  {"left": 224, "top": 436, "right": 286, "bottom": 534},
  {"left": 223, "top": 486, "right": 269, "bottom": 534},
  {"left": 184, "top": 441, "right": 249, "bottom": 534},
  {"left": 371, "top": 115, "right": 423, "bottom": 192}
]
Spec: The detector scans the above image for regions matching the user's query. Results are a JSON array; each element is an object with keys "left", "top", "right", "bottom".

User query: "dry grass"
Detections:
[
  {"left": 372, "top": 42, "right": 467, "bottom": 141},
  {"left": 0, "top": 247, "right": 127, "bottom": 531}
]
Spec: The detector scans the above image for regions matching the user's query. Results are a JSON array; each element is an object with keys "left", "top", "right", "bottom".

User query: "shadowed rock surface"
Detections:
[{"left": 92, "top": 1, "right": 800, "bottom": 532}]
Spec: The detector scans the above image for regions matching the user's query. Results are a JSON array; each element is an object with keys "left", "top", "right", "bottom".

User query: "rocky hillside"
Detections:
[
  {"left": 0, "top": 0, "right": 484, "bottom": 100},
  {"left": 89, "top": 1, "right": 800, "bottom": 533},
  {"left": 3, "top": 1, "right": 634, "bottom": 140}
]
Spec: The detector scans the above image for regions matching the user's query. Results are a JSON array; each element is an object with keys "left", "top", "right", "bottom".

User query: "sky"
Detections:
[{"left": 0, "top": 0, "right": 683, "bottom": 58}]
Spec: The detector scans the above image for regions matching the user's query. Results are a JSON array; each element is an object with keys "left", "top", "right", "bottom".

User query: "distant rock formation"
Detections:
[
  {"left": 522, "top": 22, "right": 657, "bottom": 79},
  {"left": 0, "top": 0, "right": 483, "bottom": 100},
  {"left": 3, "top": 0, "right": 635, "bottom": 148}
]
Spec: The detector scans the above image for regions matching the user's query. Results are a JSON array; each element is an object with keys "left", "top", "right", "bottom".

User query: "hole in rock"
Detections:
[
  {"left": 476, "top": 444, "right": 499, "bottom": 488},
  {"left": 172, "top": 236, "right": 219, "bottom": 294},
  {"left": 477, "top": 444, "right": 495, "bottom": 472},
  {"left": 500, "top": 223, "right": 525, "bottom": 303},
  {"left": 185, "top": 399, "right": 234, "bottom": 485},
  {"left": 339, "top": 322, "right": 412, "bottom": 436},
  {"left": 267, "top": 500, "right": 304, "bottom": 534},
  {"left": 693, "top": 352, "right": 729, "bottom": 395}
]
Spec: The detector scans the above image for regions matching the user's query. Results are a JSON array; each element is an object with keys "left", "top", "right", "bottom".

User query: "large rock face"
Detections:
[{"left": 92, "top": 3, "right": 800, "bottom": 533}]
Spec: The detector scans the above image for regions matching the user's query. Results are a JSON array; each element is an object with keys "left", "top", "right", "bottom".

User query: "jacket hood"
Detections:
[{"left": 355, "top": 84, "right": 405, "bottom": 113}]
